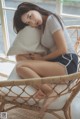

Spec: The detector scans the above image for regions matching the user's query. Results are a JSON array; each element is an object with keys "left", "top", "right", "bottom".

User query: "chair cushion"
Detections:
[
  {"left": 0, "top": 66, "right": 70, "bottom": 109},
  {"left": 7, "top": 26, "right": 47, "bottom": 56}
]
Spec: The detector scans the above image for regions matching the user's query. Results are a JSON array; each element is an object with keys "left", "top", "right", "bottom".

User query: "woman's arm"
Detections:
[
  {"left": 16, "top": 53, "right": 43, "bottom": 61},
  {"left": 43, "top": 29, "right": 67, "bottom": 60},
  {"left": 30, "top": 29, "right": 68, "bottom": 61}
]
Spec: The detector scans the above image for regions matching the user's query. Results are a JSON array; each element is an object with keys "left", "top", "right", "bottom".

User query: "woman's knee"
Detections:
[
  {"left": 16, "top": 55, "right": 21, "bottom": 61},
  {"left": 16, "top": 62, "right": 30, "bottom": 74},
  {"left": 16, "top": 63, "right": 23, "bottom": 74},
  {"left": 16, "top": 60, "right": 27, "bottom": 69},
  {"left": 16, "top": 55, "right": 25, "bottom": 61}
]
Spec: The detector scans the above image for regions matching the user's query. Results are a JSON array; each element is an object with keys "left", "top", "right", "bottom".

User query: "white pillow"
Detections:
[{"left": 7, "top": 26, "right": 47, "bottom": 56}]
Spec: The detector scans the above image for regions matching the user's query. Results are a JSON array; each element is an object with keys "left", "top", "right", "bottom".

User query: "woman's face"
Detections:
[{"left": 21, "top": 10, "right": 43, "bottom": 27}]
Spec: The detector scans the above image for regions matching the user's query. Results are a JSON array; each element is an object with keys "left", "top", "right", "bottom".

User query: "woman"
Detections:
[{"left": 13, "top": 2, "right": 78, "bottom": 99}]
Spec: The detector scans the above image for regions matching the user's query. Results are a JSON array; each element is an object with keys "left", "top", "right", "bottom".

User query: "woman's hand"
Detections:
[
  {"left": 16, "top": 54, "right": 32, "bottom": 61},
  {"left": 30, "top": 53, "right": 44, "bottom": 60}
]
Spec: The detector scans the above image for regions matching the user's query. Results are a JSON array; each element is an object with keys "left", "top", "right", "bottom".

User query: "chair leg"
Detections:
[
  {"left": 0, "top": 101, "right": 5, "bottom": 112},
  {"left": 64, "top": 106, "right": 71, "bottom": 119}
]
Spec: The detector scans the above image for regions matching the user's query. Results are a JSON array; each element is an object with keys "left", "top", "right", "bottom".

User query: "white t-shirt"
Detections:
[{"left": 41, "top": 15, "right": 75, "bottom": 54}]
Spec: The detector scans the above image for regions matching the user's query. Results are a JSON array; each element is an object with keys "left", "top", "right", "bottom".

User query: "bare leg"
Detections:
[
  {"left": 16, "top": 66, "right": 52, "bottom": 98},
  {"left": 34, "top": 84, "right": 53, "bottom": 99},
  {"left": 16, "top": 66, "right": 40, "bottom": 79},
  {"left": 16, "top": 60, "right": 68, "bottom": 115},
  {"left": 16, "top": 60, "right": 67, "bottom": 98},
  {"left": 16, "top": 60, "right": 67, "bottom": 76}
]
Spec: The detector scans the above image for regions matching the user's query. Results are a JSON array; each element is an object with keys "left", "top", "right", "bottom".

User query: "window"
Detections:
[{"left": 0, "top": 0, "right": 80, "bottom": 54}]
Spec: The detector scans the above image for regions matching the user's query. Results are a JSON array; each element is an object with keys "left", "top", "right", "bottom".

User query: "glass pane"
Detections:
[
  {"left": 61, "top": 0, "right": 80, "bottom": 26},
  {"left": 63, "top": 17, "right": 80, "bottom": 26},
  {"left": 2, "top": 0, "right": 80, "bottom": 52},
  {"left": 6, "top": 10, "right": 16, "bottom": 45},
  {"left": 62, "top": 0, "right": 80, "bottom": 15},
  {"left": 0, "top": 23, "right": 5, "bottom": 54},
  {"left": 5, "top": 0, "right": 56, "bottom": 46},
  {"left": 5, "top": 0, "right": 56, "bottom": 13}
]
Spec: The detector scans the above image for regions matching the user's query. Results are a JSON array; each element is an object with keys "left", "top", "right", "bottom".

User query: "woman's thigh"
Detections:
[{"left": 16, "top": 60, "right": 67, "bottom": 77}]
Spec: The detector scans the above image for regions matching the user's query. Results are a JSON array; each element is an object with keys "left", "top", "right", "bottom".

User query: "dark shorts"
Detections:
[{"left": 48, "top": 53, "right": 78, "bottom": 74}]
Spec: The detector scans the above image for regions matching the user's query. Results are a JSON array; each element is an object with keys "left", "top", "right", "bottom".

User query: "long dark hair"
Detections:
[{"left": 13, "top": 2, "right": 63, "bottom": 33}]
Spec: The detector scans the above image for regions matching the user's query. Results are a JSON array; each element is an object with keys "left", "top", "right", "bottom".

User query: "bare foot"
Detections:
[
  {"left": 34, "top": 84, "right": 53, "bottom": 99},
  {"left": 34, "top": 89, "right": 46, "bottom": 99},
  {"left": 39, "top": 91, "right": 57, "bottom": 118},
  {"left": 41, "top": 84, "right": 53, "bottom": 96}
]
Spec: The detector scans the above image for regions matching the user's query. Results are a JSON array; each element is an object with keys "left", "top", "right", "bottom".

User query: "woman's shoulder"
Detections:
[
  {"left": 45, "top": 14, "right": 64, "bottom": 33},
  {"left": 46, "top": 14, "right": 61, "bottom": 27},
  {"left": 46, "top": 14, "right": 59, "bottom": 24},
  {"left": 47, "top": 14, "right": 54, "bottom": 21}
]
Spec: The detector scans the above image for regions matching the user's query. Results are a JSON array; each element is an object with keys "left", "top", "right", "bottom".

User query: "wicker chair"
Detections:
[{"left": 0, "top": 25, "right": 80, "bottom": 119}]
